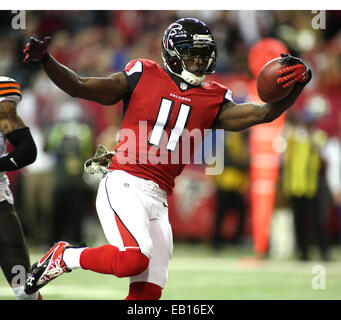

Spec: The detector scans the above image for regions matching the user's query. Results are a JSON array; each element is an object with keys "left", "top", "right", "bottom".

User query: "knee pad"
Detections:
[
  {"left": 80, "top": 245, "right": 149, "bottom": 277},
  {"left": 125, "top": 281, "right": 162, "bottom": 300},
  {"left": 114, "top": 250, "right": 149, "bottom": 278}
]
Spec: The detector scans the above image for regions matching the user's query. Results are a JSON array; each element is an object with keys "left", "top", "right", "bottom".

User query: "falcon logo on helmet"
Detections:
[
  {"left": 161, "top": 18, "right": 217, "bottom": 86},
  {"left": 163, "top": 23, "right": 183, "bottom": 53}
]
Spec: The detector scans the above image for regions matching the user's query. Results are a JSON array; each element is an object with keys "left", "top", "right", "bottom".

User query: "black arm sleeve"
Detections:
[{"left": 0, "top": 127, "right": 37, "bottom": 171}]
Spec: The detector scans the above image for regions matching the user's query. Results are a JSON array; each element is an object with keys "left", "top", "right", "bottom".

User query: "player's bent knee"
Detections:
[{"left": 114, "top": 251, "right": 149, "bottom": 278}]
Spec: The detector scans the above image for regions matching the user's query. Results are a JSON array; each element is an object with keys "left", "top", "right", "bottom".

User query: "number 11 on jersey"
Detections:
[{"left": 149, "top": 98, "right": 191, "bottom": 151}]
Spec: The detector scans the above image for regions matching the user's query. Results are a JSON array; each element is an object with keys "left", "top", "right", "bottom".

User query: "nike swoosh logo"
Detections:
[
  {"left": 163, "top": 202, "right": 168, "bottom": 208},
  {"left": 10, "top": 158, "right": 18, "bottom": 167}
]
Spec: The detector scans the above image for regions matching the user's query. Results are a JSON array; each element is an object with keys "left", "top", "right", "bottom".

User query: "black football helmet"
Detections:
[{"left": 161, "top": 18, "right": 217, "bottom": 85}]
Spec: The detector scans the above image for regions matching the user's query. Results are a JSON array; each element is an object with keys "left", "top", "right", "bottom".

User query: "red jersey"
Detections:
[{"left": 109, "top": 59, "right": 232, "bottom": 194}]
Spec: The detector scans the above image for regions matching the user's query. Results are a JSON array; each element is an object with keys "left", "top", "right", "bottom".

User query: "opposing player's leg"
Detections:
[
  {"left": 126, "top": 201, "right": 173, "bottom": 300},
  {"left": 0, "top": 194, "right": 40, "bottom": 300}
]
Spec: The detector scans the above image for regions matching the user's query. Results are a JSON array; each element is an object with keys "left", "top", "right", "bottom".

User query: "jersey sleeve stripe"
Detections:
[
  {"left": 125, "top": 60, "right": 143, "bottom": 76},
  {"left": 0, "top": 82, "right": 20, "bottom": 89},
  {"left": 224, "top": 88, "right": 233, "bottom": 102},
  {"left": 0, "top": 89, "right": 22, "bottom": 96}
]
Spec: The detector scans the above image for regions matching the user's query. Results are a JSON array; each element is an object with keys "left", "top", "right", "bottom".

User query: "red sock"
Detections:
[
  {"left": 79, "top": 245, "right": 149, "bottom": 277},
  {"left": 125, "top": 282, "right": 162, "bottom": 300}
]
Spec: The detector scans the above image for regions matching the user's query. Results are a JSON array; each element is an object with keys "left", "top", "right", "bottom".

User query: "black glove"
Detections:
[
  {"left": 276, "top": 53, "right": 312, "bottom": 88},
  {"left": 23, "top": 36, "right": 51, "bottom": 63}
]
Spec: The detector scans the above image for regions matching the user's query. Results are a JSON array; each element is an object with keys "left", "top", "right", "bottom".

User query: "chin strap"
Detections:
[
  {"left": 180, "top": 69, "right": 206, "bottom": 85},
  {"left": 165, "top": 63, "right": 205, "bottom": 86}
]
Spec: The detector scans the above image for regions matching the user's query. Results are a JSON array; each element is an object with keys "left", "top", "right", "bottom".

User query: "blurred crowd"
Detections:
[{"left": 0, "top": 10, "right": 340, "bottom": 259}]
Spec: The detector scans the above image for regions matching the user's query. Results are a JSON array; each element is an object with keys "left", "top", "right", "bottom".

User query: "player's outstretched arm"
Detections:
[
  {"left": 214, "top": 54, "right": 311, "bottom": 131},
  {"left": 0, "top": 100, "right": 37, "bottom": 171},
  {"left": 214, "top": 82, "right": 306, "bottom": 131},
  {"left": 23, "top": 37, "right": 128, "bottom": 105}
]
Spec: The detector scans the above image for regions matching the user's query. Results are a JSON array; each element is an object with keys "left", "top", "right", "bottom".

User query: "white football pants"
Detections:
[{"left": 96, "top": 170, "right": 173, "bottom": 288}]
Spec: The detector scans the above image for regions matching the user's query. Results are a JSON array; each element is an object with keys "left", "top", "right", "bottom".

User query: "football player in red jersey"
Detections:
[{"left": 23, "top": 18, "right": 311, "bottom": 299}]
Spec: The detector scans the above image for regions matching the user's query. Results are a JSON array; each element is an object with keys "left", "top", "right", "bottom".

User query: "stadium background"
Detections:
[{"left": 0, "top": 10, "right": 341, "bottom": 299}]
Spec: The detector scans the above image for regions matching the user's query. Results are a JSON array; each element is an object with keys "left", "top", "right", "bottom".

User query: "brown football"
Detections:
[{"left": 256, "top": 57, "right": 293, "bottom": 103}]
